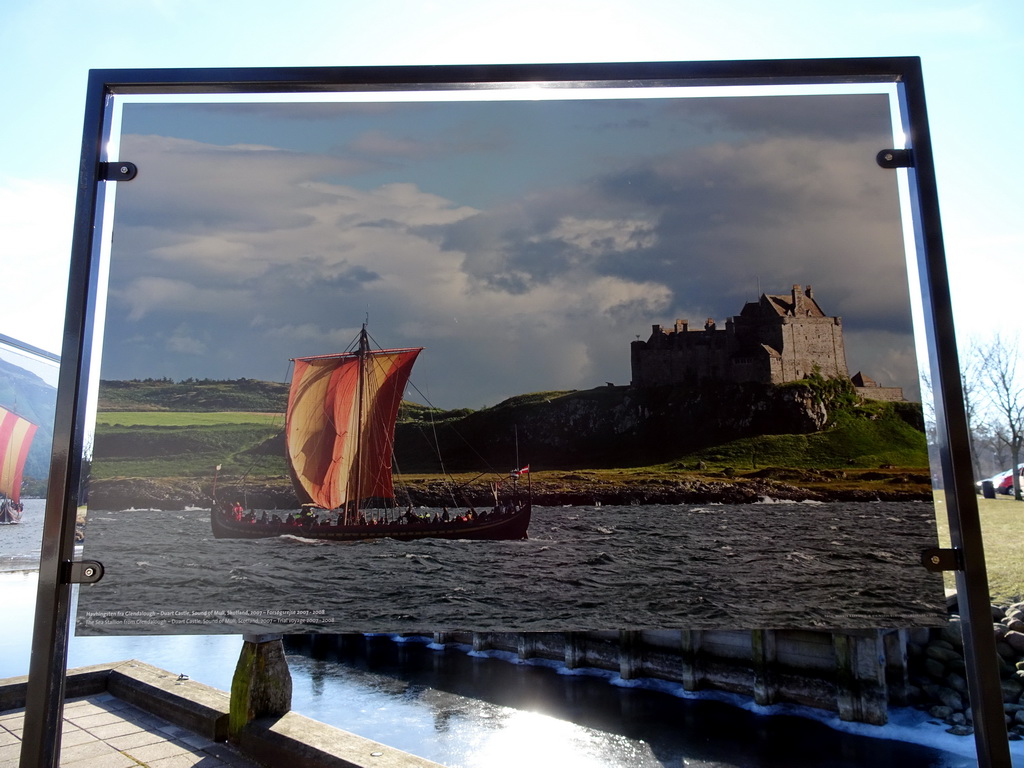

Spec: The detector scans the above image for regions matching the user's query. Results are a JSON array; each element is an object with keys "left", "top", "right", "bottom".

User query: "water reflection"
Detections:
[
  {"left": 0, "top": 556, "right": 988, "bottom": 768},
  {"left": 284, "top": 635, "right": 977, "bottom": 768}
]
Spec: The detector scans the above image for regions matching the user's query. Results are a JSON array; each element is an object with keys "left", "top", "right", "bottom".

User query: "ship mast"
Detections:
[{"left": 351, "top": 324, "right": 370, "bottom": 525}]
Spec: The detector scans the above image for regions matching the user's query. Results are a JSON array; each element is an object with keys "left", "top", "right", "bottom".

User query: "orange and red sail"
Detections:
[
  {"left": 0, "top": 406, "right": 38, "bottom": 504},
  {"left": 285, "top": 336, "right": 420, "bottom": 512}
]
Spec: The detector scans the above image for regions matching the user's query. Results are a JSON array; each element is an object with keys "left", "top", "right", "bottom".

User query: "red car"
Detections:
[{"left": 998, "top": 469, "right": 1023, "bottom": 494}]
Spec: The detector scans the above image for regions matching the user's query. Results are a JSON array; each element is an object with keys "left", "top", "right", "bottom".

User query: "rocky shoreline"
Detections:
[
  {"left": 908, "top": 604, "right": 1024, "bottom": 739},
  {"left": 86, "top": 474, "right": 931, "bottom": 511}
]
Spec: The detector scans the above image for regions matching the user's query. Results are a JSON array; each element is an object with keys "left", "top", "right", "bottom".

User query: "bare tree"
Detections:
[
  {"left": 974, "top": 422, "right": 1010, "bottom": 478},
  {"left": 959, "top": 343, "right": 986, "bottom": 480},
  {"left": 978, "top": 332, "right": 1024, "bottom": 501}
]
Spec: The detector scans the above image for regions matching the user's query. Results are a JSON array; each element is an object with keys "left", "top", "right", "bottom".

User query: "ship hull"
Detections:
[
  {"left": 211, "top": 505, "right": 531, "bottom": 542},
  {"left": 0, "top": 508, "right": 20, "bottom": 524}
]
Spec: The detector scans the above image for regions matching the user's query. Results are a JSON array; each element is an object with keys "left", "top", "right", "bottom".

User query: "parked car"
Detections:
[{"left": 979, "top": 464, "right": 1024, "bottom": 496}]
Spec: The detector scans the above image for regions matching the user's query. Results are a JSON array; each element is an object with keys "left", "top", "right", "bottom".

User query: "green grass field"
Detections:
[
  {"left": 935, "top": 494, "right": 1024, "bottom": 604},
  {"left": 96, "top": 411, "right": 283, "bottom": 427},
  {"left": 90, "top": 416, "right": 285, "bottom": 480}
]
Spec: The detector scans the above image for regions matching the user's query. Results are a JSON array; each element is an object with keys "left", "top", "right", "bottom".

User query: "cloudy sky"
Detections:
[
  {"left": 94, "top": 89, "right": 913, "bottom": 408},
  {"left": 0, "top": 1, "right": 1020, "bottom": 404}
]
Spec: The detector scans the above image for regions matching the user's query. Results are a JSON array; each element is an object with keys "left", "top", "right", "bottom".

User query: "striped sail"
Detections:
[
  {"left": 285, "top": 335, "right": 420, "bottom": 512},
  {"left": 0, "top": 406, "right": 38, "bottom": 503}
]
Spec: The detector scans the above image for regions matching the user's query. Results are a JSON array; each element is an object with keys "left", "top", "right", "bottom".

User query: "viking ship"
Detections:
[
  {"left": 0, "top": 405, "right": 38, "bottom": 524},
  {"left": 210, "top": 326, "right": 531, "bottom": 541}
]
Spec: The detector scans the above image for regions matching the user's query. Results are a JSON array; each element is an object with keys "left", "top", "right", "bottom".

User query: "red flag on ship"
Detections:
[{"left": 511, "top": 465, "right": 530, "bottom": 476}]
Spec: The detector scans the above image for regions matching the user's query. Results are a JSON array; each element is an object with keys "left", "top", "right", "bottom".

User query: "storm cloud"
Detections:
[{"left": 98, "top": 90, "right": 920, "bottom": 407}]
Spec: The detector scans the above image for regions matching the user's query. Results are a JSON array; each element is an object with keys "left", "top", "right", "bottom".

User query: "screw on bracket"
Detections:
[
  {"left": 99, "top": 161, "right": 138, "bottom": 181},
  {"left": 920, "top": 547, "right": 962, "bottom": 572},
  {"left": 64, "top": 560, "right": 105, "bottom": 584},
  {"left": 876, "top": 149, "right": 913, "bottom": 169}
]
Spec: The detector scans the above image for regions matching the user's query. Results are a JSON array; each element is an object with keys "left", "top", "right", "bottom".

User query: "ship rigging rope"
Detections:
[
  {"left": 220, "top": 329, "right": 512, "bottom": 513},
  {"left": 401, "top": 377, "right": 507, "bottom": 501}
]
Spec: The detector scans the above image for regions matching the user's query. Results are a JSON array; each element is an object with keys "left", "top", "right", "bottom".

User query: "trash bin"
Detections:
[{"left": 982, "top": 480, "right": 995, "bottom": 499}]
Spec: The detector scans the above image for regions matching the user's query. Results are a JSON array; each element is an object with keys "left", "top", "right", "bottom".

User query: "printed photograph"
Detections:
[
  {"left": 0, "top": 338, "right": 58, "bottom": 573},
  {"left": 74, "top": 86, "right": 947, "bottom": 635}
]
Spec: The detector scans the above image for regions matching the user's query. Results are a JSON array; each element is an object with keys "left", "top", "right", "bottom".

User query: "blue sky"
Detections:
[{"left": 1, "top": 0, "right": 1021, "bottom": 403}]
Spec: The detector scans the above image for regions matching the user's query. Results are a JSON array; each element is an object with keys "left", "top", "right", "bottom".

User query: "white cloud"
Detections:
[
  {"left": 95, "top": 99, "right": 925, "bottom": 404},
  {"left": 548, "top": 216, "right": 658, "bottom": 257},
  {"left": 166, "top": 325, "right": 208, "bottom": 356},
  {"left": 113, "top": 276, "right": 252, "bottom": 321}
]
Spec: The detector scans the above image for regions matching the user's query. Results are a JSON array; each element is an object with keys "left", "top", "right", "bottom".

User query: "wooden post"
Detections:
[
  {"left": 680, "top": 630, "right": 703, "bottom": 691},
  {"left": 619, "top": 630, "right": 641, "bottom": 680},
  {"left": 834, "top": 631, "right": 887, "bottom": 725},
  {"left": 229, "top": 634, "right": 292, "bottom": 739},
  {"left": 883, "top": 629, "right": 910, "bottom": 706},
  {"left": 565, "top": 632, "right": 584, "bottom": 669},
  {"left": 518, "top": 633, "right": 536, "bottom": 661},
  {"left": 752, "top": 629, "right": 778, "bottom": 706}
]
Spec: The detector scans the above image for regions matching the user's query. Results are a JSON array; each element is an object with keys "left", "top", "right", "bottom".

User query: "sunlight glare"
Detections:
[{"left": 463, "top": 709, "right": 650, "bottom": 767}]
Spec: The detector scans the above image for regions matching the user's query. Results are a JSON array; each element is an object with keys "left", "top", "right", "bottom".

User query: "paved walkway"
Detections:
[{"left": 0, "top": 693, "right": 261, "bottom": 768}]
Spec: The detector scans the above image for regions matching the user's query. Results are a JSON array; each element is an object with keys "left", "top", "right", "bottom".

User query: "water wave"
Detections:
[{"left": 73, "top": 502, "right": 946, "bottom": 636}]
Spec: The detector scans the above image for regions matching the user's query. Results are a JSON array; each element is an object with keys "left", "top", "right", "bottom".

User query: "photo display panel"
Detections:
[
  {"left": 0, "top": 337, "right": 58, "bottom": 549},
  {"left": 74, "top": 79, "right": 949, "bottom": 635}
]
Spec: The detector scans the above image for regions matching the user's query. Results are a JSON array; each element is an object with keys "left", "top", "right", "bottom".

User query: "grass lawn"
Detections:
[
  {"left": 96, "top": 411, "right": 282, "bottom": 427},
  {"left": 934, "top": 493, "right": 1024, "bottom": 604}
]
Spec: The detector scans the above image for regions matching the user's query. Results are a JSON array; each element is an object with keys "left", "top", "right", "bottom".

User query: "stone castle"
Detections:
[{"left": 630, "top": 284, "right": 904, "bottom": 401}]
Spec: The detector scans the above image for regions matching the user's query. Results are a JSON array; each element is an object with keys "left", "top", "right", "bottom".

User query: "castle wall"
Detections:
[
  {"left": 775, "top": 317, "right": 848, "bottom": 383},
  {"left": 856, "top": 386, "right": 905, "bottom": 402},
  {"left": 630, "top": 325, "right": 739, "bottom": 387},
  {"left": 631, "top": 287, "right": 852, "bottom": 389}
]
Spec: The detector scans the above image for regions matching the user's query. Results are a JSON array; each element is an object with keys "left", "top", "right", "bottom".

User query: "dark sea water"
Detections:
[
  {"left": 73, "top": 501, "right": 947, "bottom": 635},
  {"left": 0, "top": 499, "right": 1006, "bottom": 767}
]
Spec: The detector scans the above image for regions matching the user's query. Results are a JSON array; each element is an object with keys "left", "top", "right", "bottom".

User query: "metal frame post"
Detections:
[
  {"left": 19, "top": 59, "right": 1010, "bottom": 768},
  {"left": 896, "top": 59, "right": 1011, "bottom": 767},
  {"left": 20, "top": 71, "right": 111, "bottom": 768}
]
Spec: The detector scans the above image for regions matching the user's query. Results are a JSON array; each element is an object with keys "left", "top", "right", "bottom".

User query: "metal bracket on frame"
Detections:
[
  {"left": 921, "top": 547, "right": 963, "bottom": 572},
  {"left": 876, "top": 149, "right": 913, "bottom": 169},
  {"left": 62, "top": 560, "right": 105, "bottom": 584},
  {"left": 99, "top": 161, "right": 138, "bottom": 181}
]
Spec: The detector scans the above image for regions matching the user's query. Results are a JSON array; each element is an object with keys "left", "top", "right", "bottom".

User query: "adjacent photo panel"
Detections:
[{"left": 73, "top": 70, "right": 949, "bottom": 635}]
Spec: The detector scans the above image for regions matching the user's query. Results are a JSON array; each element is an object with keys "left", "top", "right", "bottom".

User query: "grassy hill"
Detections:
[
  {"left": 98, "top": 378, "right": 288, "bottom": 412},
  {"left": 90, "top": 378, "right": 929, "bottom": 496}
]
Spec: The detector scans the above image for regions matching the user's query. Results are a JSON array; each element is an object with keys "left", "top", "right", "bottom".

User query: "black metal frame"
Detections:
[{"left": 20, "top": 58, "right": 1010, "bottom": 768}]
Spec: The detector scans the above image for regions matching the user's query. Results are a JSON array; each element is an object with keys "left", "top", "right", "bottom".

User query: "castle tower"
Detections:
[{"left": 631, "top": 284, "right": 849, "bottom": 387}]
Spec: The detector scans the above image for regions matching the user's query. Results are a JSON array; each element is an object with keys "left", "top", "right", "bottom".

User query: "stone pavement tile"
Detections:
[
  {"left": 85, "top": 718, "right": 149, "bottom": 740},
  {"left": 0, "top": 742, "right": 21, "bottom": 764},
  {"left": 89, "top": 693, "right": 127, "bottom": 709},
  {"left": 0, "top": 711, "right": 22, "bottom": 739},
  {"left": 201, "top": 741, "right": 263, "bottom": 767},
  {"left": 58, "top": 737, "right": 125, "bottom": 764},
  {"left": 149, "top": 754, "right": 236, "bottom": 767},
  {"left": 63, "top": 750, "right": 139, "bottom": 768},
  {"left": 1, "top": 694, "right": 261, "bottom": 768},
  {"left": 179, "top": 731, "right": 216, "bottom": 750},
  {"left": 62, "top": 718, "right": 86, "bottom": 734},
  {"left": 62, "top": 700, "right": 115, "bottom": 718},
  {"left": 124, "top": 738, "right": 198, "bottom": 763},
  {"left": 59, "top": 726, "right": 97, "bottom": 748},
  {"left": 105, "top": 727, "right": 167, "bottom": 750},
  {"left": 158, "top": 722, "right": 199, "bottom": 739},
  {"left": 132, "top": 711, "right": 170, "bottom": 730},
  {"left": 65, "top": 710, "right": 123, "bottom": 729}
]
